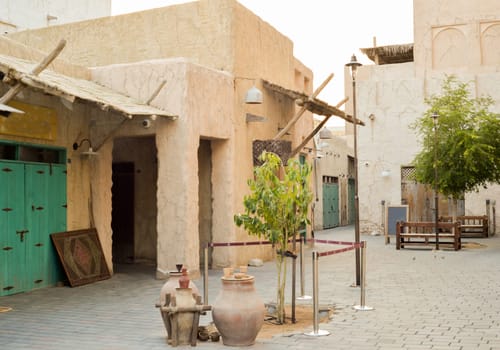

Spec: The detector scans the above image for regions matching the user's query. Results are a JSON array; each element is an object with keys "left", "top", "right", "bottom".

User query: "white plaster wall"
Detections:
[
  {"left": 351, "top": 63, "right": 425, "bottom": 233},
  {"left": 414, "top": 0, "right": 500, "bottom": 75},
  {"left": 0, "top": 0, "right": 111, "bottom": 33},
  {"left": 466, "top": 187, "right": 500, "bottom": 236},
  {"left": 348, "top": 0, "right": 500, "bottom": 234}
]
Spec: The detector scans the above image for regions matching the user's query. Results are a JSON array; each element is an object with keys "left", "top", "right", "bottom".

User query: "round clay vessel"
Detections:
[
  {"left": 159, "top": 269, "right": 200, "bottom": 338},
  {"left": 159, "top": 270, "right": 200, "bottom": 306},
  {"left": 212, "top": 275, "right": 265, "bottom": 346}
]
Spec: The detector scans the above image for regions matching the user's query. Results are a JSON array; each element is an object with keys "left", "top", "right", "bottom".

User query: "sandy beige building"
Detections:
[
  {"left": 345, "top": 0, "right": 499, "bottom": 236},
  {"left": 1, "top": 0, "right": 353, "bottom": 295}
]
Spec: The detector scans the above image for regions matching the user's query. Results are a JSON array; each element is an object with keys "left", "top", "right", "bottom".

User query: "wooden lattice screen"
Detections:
[{"left": 252, "top": 140, "right": 291, "bottom": 166}]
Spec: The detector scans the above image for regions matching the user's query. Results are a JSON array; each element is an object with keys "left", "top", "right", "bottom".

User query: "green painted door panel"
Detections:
[
  {"left": 0, "top": 161, "right": 66, "bottom": 296},
  {"left": 331, "top": 183, "right": 339, "bottom": 227},
  {"left": 322, "top": 183, "right": 339, "bottom": 229},
  {"left": 25, "top": 164, "right": 50, "bottom": 290},
  {"left": 0, "top": 162, "right": 26, "bottom": 295},
  {"left": 322, "top": 183, "right": 331, "bottom": 228},
  {"left": 348, "top": 179, "right": 355, "bottom": 224}
]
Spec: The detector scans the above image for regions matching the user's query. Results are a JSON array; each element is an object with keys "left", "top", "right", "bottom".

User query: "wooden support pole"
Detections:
[
  {"left": 273, "top": 73, "right": 334, "bottom": 140},
  {"left": 146, "top": 80, "right": 167, "bottom": 104},
  {"left": 290, "top": 97, "right": 349, "bottom": 158},
  {"left": 0, "top": 39, "right": 67, "bottom": 105}
]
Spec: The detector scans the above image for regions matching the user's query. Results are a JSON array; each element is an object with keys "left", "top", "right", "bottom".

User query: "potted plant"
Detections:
[{"left": 234, "top": 151, "right": 312, "bottom": 324}]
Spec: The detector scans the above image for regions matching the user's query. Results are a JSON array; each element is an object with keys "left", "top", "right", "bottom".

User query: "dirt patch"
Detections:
[
  {"left": 462, "top": 242, "right": 487, "bottom": 249},
  {"left": 258, "top": 304, "right": 332, "bottom": 339},
  {"left": 0, "top": 306, "right": 12, "bottom": 313}
]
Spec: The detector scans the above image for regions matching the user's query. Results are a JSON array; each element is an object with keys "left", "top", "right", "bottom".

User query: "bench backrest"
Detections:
[{"left": 396, "top": 221, "right": 461, "bottom": 234}]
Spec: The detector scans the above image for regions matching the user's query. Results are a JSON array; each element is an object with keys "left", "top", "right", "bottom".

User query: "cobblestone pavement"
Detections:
[{"left": 1, "top": 226, "right": 499, "bottom": 349}]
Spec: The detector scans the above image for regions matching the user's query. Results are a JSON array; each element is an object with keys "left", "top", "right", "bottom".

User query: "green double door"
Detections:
[
  {"left": 1, "top": 161, "right": 66, "bottom": 296},
  {"left": 322, "top": 181, "right": 339, "bottom": 229}
]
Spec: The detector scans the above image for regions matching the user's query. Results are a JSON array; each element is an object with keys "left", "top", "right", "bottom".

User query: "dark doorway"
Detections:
[
  {"left": 112, "top": 162, "right": 135, "bottom": 264},
  {"left": 198, "top": 139, "right": 213, "bottom": 268}
]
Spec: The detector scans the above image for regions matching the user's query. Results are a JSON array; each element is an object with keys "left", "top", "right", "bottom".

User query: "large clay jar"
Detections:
[
  {"left": 159, "top": 269, "right": 200, "bottom": 338},
  {"left": 212, "top": 275, "right": 265, "bottom": 346}
]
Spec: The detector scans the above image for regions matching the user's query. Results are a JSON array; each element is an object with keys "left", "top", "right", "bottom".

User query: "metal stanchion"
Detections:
[
  {"left": 297, "top": 238, "right": 312, "bottom": 300},
  {"left": 305, "top": 251, "right": 330, "bottom": 336},
  {"left": 353, "top": 241, "right": 373, "bottom": 311},
  {"left": 204, "top": 246, "right": 209, "bottom": 305}
]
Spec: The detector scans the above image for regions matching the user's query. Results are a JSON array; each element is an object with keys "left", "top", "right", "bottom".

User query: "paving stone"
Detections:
[{"left": 1, "top": 226, "right": 499, "bottom": 349}]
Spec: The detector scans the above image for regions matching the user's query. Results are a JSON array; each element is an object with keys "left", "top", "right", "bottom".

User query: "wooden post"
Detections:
[
  {"left": 273, "top": 73, "right": 334, "bottom": 140},
  {"left": 289, "top": 97, "right": 349, "bottom": 157},
  {"left": 146, "top": 80, "right": 167, "bottom": 104},
  {"left": 0, "top": 39, "right": 67, "bottom": 106}
]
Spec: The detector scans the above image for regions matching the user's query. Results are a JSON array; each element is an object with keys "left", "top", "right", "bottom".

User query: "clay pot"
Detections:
[
  {"left": 159, "top": 270, "right": 200, "bottom": 306},
  {"left": 179, "top": 267, "right": 190, "bottom": 289},
  {"left": 212, "top": 275, "right": 265, "bottom": 346}
]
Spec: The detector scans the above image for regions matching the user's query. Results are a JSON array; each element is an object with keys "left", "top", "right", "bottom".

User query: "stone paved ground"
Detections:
[{"left": 1, "top": 226, "right": 499, "bottom": 349}]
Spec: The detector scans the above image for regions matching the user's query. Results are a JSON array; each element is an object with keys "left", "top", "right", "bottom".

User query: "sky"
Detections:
[{"left": 111, "top": 0, "right": 414, "bottom": 125}]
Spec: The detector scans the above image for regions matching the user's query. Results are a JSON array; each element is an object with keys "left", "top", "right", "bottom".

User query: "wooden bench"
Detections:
[
  {"left": 440, "top": 215, "right": 488, "bottom": 238},
  {"left": 396, "top": 221, "right": 461, "bottom": 251}
]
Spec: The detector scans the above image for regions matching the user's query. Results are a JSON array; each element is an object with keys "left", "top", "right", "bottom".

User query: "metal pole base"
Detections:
[
  {"left": 353, "top": 305, "right": 374, "bottom": 311},
  {"left": 296, "top": 295, "right": 312, "bottom": 301},
  {"left": 350, "top": 283, "right": 360, "bottom": 288},
  {"left": 305, "top": 329, "right": 330, "bottom": 337}
]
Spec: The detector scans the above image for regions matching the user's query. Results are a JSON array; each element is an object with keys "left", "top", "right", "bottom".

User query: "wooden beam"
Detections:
[
  {"left": 290, "top": 97, "right": 349, "bottom": 158},
  {"left": 146, "top": 80, "right": 166, "bottom": 104},
  {"left": 0, "top": 39, "right": 67, "bottom": 107},
  {"left": 273, "top": 73, "right": 333, "bottom": 140}
]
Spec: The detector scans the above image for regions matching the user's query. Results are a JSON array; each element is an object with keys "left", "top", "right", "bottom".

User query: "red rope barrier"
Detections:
[
  {"left": 208, "top": 238, "right": 302, "bottom": 248},
  {"left": 317, "top": 245, "right": 356, "bottom": 257},
  {"left": 208, "top": 238, "right": 364, "bottom": 255},
  {"left": 310, "top": 239, "right": 364, "bottom": 248}
]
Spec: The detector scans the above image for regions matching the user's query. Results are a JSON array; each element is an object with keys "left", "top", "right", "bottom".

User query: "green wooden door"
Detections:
[
  {"left": 322, "top": 180, "right": 339, "bottom": 229},
  {"left": 25, "top": 164, "right": 51, "bottom": 290},
  {"left": 0, "top": 161, "right": 66, "bottom": 296},
  {"left": 0, "top": 162, "right": 27, "bottom": 295},
  {"left": 348, "top": 178, "right": 355, "bottom": 224}
]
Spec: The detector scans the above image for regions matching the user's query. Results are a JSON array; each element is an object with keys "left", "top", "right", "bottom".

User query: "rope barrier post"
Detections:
[
  {"left": 204, "top": 246, "right": 209, "bottom": 305},
  {"left": 353, "top": 241, "right": 374, "bottom": 311},
  {"left": 297, "top": 237, "right": 312, "bottom": 300},
  {"left": 305, "top": 251, "right": 330, "bottom": 336}
]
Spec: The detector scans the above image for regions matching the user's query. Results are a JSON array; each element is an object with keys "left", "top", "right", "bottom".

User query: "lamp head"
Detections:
[
  {"left": 346, "top": 54, "right": 362, "bottom": 79},
  {"left": 245, "top": 85, "right": 263, "bottom": 104}
]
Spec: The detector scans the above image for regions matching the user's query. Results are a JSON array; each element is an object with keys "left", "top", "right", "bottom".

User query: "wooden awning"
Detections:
[
  {"left": 360, "top": 43, "right": 414, "bottom": 65},
  {"left": 262, "top": 80, "right": 363, "bottom": 126},
  {"left": 0, "top": 54, "right": 177, "bottom": 120}
]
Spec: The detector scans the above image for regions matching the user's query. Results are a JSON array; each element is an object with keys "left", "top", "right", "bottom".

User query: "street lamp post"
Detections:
[
  {"left": 432, "top": 112, "right": 439, "bottom": 250},
  {"left": 346, "top": 54, "right": 362, "bottom": 286}
]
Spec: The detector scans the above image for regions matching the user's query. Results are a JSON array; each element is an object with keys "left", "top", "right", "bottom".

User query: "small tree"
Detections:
[
  {"left": 234, "top": 151, "right": 312, "bottom": 324},
  {"left": 412, "top": 75, "right": 500, "bottom": 210}
]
